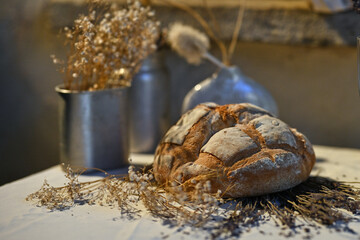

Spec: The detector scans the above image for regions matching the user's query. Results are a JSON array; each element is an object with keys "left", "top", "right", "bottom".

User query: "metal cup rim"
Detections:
[{"left": 55, "top": 84, "right": 129, "bottom": 95}]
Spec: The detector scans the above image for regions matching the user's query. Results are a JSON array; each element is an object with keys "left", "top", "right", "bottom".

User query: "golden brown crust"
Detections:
[{"left": 153, "top": 103, "right": 316, "bottom": 197}]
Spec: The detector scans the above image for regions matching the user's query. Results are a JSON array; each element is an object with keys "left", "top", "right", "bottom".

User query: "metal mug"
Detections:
[
  {"left": 129, "top": 51, "right": 170, "bottom": 153},
  {"left": 56, "top": 85, "right": 129, "bottom": 171}
]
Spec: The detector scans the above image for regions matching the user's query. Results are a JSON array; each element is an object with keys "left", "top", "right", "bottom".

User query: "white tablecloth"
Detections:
[{"left": 0, "top": 146, "right": 359, "bottom": 240}]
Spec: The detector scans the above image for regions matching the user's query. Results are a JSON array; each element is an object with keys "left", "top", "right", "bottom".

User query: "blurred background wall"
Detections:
[{"left": 0, "top": 0, "right": 359, "bottom": 185}]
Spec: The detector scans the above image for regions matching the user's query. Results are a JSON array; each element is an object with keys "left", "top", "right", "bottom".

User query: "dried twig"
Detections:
[
  {"left": 158, "top": 0, "right": 228, "bottom": 65},
  {"left": 202, "top": 0, "right": 221, "bottom": 37},
  {"left": 228, "top": 0, "right": 246, "bottom": 63}
]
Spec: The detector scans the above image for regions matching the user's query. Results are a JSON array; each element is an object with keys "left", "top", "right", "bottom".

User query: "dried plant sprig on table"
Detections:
[
  {"left": 27, "top": 164, "right": 360, "bottom": 239},
  {"left": 52, "top": 0, "right": 160, "bottom": 91},
  {"left": 167, "top": 23, "right": 226, "bottom": 68},
  {"left": 26, "top": 164, "right": 220, "bottom": 225}
]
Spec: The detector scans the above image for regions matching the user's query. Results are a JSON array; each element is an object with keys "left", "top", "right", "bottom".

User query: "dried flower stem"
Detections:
[
  {"left": 202, "top": 0, "right": 221, "bottom": 38},
  {"left": 228, "top": 0, "right": 246, "bottom": 63},
  {"left": 204, "top": 52, "right": 227, "bottom": 68},
  {"left": 168, "top": 23, "right": 226, "bottom": 68},
  {"left": 159, "top": 0, "right": 229, "bottom": 65}
]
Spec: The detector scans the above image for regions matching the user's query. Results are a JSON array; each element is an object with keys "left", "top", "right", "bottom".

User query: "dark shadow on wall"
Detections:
[
  {"left": 323, "top": 10, "right": 360, "bottom": 46},
  {"left": 0, "top": 1, "right": 61, "bottom": 185}
]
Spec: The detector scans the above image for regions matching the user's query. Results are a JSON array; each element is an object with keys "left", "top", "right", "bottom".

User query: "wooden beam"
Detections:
[
  {"left": 153, "top": 0, "right": 311, "bottom": 10},
  {"left": 50, "top": 0, "right": 312, "bottom": 10}
]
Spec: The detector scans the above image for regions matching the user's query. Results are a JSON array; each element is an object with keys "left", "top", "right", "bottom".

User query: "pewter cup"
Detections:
[
  {"left": 129, "top": 52, "right": 170, "bottom": 153},
  {"left": 56, "top": 85, "right": 129, "bottom": 171}
]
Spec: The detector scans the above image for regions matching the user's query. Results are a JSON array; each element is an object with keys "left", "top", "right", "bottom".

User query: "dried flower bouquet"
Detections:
[{"left": 52, "top": 0, "right": 160, "bottom": 91}]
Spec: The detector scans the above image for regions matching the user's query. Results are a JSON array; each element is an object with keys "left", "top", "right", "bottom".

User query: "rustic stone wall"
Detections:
[{"left": 45, "top": 3, "right": 360, "bottom": 46}]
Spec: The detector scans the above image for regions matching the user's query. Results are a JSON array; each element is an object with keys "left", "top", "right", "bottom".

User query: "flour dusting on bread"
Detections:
[
  {"left": 163, "top": 106, "right": 209, "bottom": 145},
  {"left": 201, "top": 127, "right": 258, "bottom": 164}
]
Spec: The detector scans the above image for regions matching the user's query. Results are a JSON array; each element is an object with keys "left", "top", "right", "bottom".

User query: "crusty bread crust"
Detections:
[{"left": 153, "top": 103, "right": 315, "bottom": 198}]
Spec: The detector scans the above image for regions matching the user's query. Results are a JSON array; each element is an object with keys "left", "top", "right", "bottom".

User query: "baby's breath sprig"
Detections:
[{"left": 52, "top": 0, "right": 160, "bottom": 91}]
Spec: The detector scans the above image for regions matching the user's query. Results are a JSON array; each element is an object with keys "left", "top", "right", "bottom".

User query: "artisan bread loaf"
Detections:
[{"left": 153, "top": 103, "right": 315, "bottom": 198}]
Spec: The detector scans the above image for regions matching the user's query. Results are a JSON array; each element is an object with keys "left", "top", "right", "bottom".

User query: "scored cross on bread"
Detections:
[{"left": 153, "top": 103, "right": 315, "bottom": 198}]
